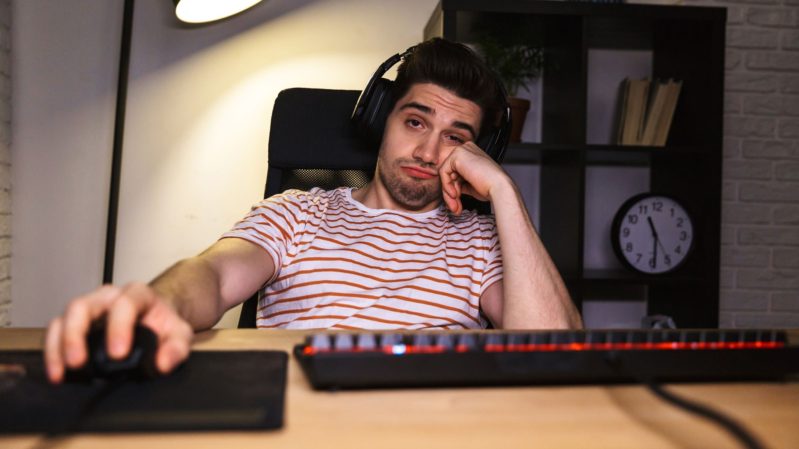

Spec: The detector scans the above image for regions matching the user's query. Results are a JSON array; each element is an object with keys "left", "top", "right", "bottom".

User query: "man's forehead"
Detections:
[{"left": 397, "top": 83, "right": 482, "bottom": 129}]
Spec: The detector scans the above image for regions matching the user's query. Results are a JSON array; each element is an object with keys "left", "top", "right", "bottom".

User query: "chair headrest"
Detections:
[{"left": 268, "top": 88, "right": 376, "bottom": 171}]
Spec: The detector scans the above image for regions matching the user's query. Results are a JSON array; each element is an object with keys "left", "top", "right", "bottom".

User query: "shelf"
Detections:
[
  {"left": 503, "top": 143, "right": 542, "bottom": 164},
  {"left": 503, "top": 143, "right": 714, "bottom": 166},
  {"left": 581, "top": 269, "right": 705, "bottom": 286},
  {"left": 429, "top": 0, "right": 724, "bottom": 328}
]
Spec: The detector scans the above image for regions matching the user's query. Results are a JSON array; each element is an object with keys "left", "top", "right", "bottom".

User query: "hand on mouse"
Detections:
[{"left": 44, "top": 283, "right": 194, "bottom": 384}]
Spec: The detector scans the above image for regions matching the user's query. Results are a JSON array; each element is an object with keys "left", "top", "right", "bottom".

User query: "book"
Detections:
[
  {"left": 640, "top": 79, "right": 669, "bottom": 146},
  {"left": 617, "top": 78, "right": 650, "bottom": 145},
  {"left": 616, "top": 78, "right": 681, "bottom": 147},
  {"left": 653, "top": 80, "right": 682, "bottom": 146}
]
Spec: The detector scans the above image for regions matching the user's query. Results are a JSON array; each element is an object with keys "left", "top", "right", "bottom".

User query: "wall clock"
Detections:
[{"left": 611, "top": 193, "right": 694, "bottom": 274}]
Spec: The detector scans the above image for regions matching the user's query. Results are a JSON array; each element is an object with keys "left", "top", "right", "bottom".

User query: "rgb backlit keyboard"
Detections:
[{"left": 294, "top": 329, "right": 799, "bottom": 389}]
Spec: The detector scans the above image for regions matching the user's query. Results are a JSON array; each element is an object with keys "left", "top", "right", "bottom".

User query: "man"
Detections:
[{"left": 44, "top": 38, "right": 582, "bottom": 384}]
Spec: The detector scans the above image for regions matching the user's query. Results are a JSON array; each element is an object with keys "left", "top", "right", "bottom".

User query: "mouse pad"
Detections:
[{"left": 0, "top": 350, "right": 288, "bottom": 434}]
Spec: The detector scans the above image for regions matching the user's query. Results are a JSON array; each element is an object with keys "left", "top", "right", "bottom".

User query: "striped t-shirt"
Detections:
[{"left": 222, "top": 187, "right": 503, "bottom": 330}]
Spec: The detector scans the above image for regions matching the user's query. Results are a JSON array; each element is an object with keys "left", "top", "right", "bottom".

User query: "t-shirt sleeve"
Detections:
[
  {"left": 481, "top": 219, "right": 504, "bottom": 295},
  {"left": 220, "top": 189, "right": 308, "bottom": 283}
]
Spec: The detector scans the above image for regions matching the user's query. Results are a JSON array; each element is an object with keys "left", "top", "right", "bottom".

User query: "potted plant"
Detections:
[{"left": 474, "top": 22, "right": 545, "bottom": 143}]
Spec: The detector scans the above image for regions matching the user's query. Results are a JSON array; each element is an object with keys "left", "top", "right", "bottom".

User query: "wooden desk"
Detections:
[{"left": 2, "top": 328, "right": 798, "bottom": 449}]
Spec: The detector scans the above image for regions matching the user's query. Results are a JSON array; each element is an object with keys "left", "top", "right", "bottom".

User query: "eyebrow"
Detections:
[{"left": 399, "top": 101, "right": 477, "bottom": 139}]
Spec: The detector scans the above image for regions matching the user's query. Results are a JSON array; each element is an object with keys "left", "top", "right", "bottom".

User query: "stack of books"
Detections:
[{"left": 617, "top": 78, "right": 682, "bottom": 147}]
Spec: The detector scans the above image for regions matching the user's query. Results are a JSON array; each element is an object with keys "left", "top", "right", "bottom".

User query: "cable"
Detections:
[
  {"left": 644, "top": 381, "right": 768, "bottom": 449},
  {"left": 603, "top": 351, "right": 769, "bottom": 449}
]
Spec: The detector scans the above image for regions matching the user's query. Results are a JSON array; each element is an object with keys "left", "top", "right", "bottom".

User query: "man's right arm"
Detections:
[
  {"left": 44, "top": 237, "right": 274, "bottom": 383},
  {"left": 151, "top": 237, "right": 276, "bottom": 330}
]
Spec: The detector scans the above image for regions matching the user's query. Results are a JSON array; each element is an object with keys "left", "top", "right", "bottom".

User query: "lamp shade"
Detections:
[{"left": 174, "top": 0, "right": 263, "bottom": 23}]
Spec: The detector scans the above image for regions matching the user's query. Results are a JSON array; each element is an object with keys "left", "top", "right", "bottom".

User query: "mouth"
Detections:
[{"left": 401, "top": 165, "right": 438, "bottom": 180}]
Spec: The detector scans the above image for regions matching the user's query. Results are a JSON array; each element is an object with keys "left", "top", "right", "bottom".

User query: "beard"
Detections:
[{"left": 376, "top": 155, "right": 442, "bottom": 211}]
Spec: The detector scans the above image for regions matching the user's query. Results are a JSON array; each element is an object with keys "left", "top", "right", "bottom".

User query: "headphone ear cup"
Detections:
[
  {"left": 476, "top": 132, "right": 496, "bottom": 161},
  {"left": 360, "top": 78, "right": 395, "bottom": 146},
  {"left": 477, "top": 103, "right": 511, "bottom": 163}
]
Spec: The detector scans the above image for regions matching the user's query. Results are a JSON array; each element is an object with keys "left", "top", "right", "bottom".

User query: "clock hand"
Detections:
[
  {"left": 648, "top": 217, "right": 658, "bottom": 269},
  {"left": 656, "top": 237, "right": 668, "bottom": 254},
  {"left": 647, "top": 216, "right": 658, "bottom": 238},
  {"left": 653, "top": 234, "right": 657, "bottom": 268},
  {"left": 647, "top": 216, "right": 670, "bottom": 253}
]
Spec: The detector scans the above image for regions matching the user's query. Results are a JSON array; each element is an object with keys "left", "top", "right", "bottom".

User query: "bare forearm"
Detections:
[
  {"left": 149, "top": 257, "right": 227, "bottom": 331},
  {"left": 490, "top": 177, "right": 583, "bottom": 329}
]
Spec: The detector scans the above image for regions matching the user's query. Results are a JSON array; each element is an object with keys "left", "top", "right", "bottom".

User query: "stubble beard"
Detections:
[{"left": 377, "top": 155, "right": 442, "bottom": 212}]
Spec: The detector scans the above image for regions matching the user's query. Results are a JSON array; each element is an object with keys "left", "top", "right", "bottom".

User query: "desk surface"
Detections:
[{"left": 2, "top": 328, "right": 798, "bottom": 449}]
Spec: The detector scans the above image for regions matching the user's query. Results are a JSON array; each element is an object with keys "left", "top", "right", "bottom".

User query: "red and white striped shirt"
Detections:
[{"left": 222, "top": 187, "right": 503, "bottom": 330}]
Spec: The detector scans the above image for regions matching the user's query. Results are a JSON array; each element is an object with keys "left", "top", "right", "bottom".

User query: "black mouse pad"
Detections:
[{"left": 0, "top": 350, "right": 288, "bottom": 434}]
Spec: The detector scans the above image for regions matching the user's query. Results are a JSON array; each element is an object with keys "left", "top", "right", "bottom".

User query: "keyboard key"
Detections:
[
  {"left": 334, "top": 333, "right": 354, "bottom": 351},
  {"left": 434, "top": 333, "right": 454, "bottom": 351},
  {"left": 412, "top": 333, "right": 433, "bottom": 348},
  {"left": 455, "top": 334, "right": 477, "bottom": 352},
  {"left": 629, "top": 331, "right": 648, "bottom": 344},
  {"left": 606, "top": 331, "right": 627, "bottom": 344},
  {"left": 484, "top": 333, "right": 505, "bottom": 352},
  {"left": 585, "top": 331, "right": 607, "bottom": 345},
  {"left": 683, "top": 331, "right": 702, "bottom": 344},
  {"left": 310, "top": 334, "right": 331, "bottom": 351},
  {"left": 380, "top": 333, "right": 402, "bottom": 349},
  {"left": 506, "top": 333, "right": 528, "bottom": 351},
  {"left": 356, "top": 333, "right": 377, "bottom": 351},
  {"left": 530, "top": 332, "right": 550, "bottom": 347}
]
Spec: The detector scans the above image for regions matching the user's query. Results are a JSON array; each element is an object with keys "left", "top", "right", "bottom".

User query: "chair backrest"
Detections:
[{"left": 237, "top": 88, "right": 377, "bottom": 328}]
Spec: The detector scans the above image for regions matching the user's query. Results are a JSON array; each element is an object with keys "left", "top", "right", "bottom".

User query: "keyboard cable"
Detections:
[
  {"left": 605, "top": 352, "right": 769, "bottom": 449},
  {"left": 643, "top": 381, "right": 767, "bottom": 449}
]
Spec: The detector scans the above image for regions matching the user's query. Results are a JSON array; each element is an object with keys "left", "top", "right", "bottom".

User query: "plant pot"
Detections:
[{"left": 508, "top": 96, "right": 530, "bottom": 143}]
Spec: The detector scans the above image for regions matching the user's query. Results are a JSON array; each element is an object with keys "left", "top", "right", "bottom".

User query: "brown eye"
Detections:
[
  {"left": 407, "top": 119, "right": 423, "bottom": 128},
  {"left": 446, "top": 134, "right": 465, "bottom": 144}
]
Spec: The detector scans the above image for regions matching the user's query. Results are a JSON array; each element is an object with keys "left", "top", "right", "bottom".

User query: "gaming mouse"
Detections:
[{"left": 65, "top": 320, "right": 159, "bottom": 382}]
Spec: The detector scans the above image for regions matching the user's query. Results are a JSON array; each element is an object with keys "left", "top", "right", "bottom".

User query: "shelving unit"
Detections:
[{"left": 425, "top": 0, "right": 726, "bottom": 328}]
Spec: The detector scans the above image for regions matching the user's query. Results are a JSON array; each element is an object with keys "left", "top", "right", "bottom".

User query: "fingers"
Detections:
[
  {"left": 153, "top": 319, "right": 194, "bottom": 374},
  {"left": 44, "top": 284, "right": 120, "bottom": 384},
  {"left": 44, "top": 317, "right": 65, "bottom": 383},
  {"left": 139, "top": 301, "right": 194, "bottom": 374},
  {"left": 61, "top": 285, "right": 121, "bottom": 367},
  {"left": 44, "top": 282, "right": 194, "bottom": 384},
  {"left": 440, "top": 166, "right": 463, "bottom": 215},
  {"left": 438, "top": 144, "right": 499, "bottom": 213},
  {"left": 105, "top": 283, "right": 158, "bottom": 360}
]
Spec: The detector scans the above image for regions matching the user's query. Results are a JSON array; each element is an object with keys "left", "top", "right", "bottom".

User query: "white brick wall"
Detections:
[
  {"left": 688, "top": 0, "right": 799, "bottom": 327},
  {"left": 0, "top": 0, "right": 9, "bottom": 327}
]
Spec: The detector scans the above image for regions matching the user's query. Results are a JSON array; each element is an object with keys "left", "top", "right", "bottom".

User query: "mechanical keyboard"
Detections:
[{"left": 294, "top": 329, "right": 799, "bottom": 389}]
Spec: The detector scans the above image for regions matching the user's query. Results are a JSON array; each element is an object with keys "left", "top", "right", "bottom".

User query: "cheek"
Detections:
[
  {"left": 379, "top": 118, "right": 401, "bottom": 149},
  {"left": 379, "top": 121, "right": 414, "bottom": 159}
]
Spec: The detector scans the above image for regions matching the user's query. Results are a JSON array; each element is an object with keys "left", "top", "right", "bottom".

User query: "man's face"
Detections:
[{"left": 375, "top": 83, "right": 482, "bottom": 212}]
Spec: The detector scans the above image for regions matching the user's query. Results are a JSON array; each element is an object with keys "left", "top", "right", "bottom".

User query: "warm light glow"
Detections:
[{"left": 174, "top": 0, "right": 263, "bottom": 24}]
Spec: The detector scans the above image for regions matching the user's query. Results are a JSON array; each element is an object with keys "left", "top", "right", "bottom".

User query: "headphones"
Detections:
[{"left": 351, "top": 45, "right": 512, "bottom": 163}]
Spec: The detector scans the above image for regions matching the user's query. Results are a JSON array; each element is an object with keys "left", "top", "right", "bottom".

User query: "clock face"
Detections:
[{"left": 611, "top": 194, "right": 694, "bottom": 274}]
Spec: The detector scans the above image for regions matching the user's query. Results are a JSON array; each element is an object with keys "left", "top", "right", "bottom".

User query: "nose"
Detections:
[{"left": 412, "top": 133, "right": 440, "bottom": 165}]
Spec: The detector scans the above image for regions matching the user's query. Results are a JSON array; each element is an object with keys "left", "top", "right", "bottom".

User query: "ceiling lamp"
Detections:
[{"left": 174, "top": 0, "right": 263, "bottom": 24}]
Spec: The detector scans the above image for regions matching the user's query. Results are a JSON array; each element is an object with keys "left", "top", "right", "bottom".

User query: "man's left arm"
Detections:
[{"left": 439, "top": 143, "right": 583, "bottom": 329}]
